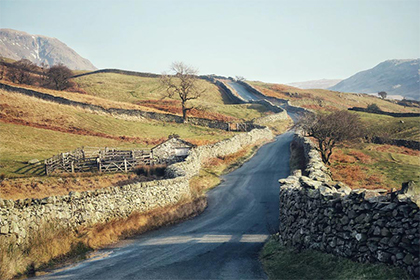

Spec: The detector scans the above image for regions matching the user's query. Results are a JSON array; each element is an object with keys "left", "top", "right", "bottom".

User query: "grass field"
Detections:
[
  {"left": 261, "top": 236, "right": 409, "bottom": 280},
  {"left": 249, "top": 81, "right": 420, "bottom": 113},
  {"left": 75, "top": 73, "right": 271, "bottom": 121},
  {"left": 329, "top": 142, "right": 420, "bottom": 190},
  {"left": 0, "top": 87, "right": 237, "bottom": 177},
  {"left": 357, "top": 112, "right": 420, "bottom": 141}
]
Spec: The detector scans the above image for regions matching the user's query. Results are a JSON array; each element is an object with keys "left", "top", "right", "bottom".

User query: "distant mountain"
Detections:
[
  {"left": 0, "top": 29, "right": 96, "bottom": 70},
  {"left": 287, "top": 79, "right": 342, "bottom": 89},
  {"left": 329, "top": 59, "right": 419, "bottom": 100}
]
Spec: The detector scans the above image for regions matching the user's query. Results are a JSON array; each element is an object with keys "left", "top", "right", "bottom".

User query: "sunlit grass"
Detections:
[{"left": 261, "top": 236, "right": 409, "bottom": 280}]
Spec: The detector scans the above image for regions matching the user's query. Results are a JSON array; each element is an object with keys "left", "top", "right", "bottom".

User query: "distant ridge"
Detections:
[
  {"left": 0, "top": 29, "right": 96, "bottom": 70},
  {"left": 329, "top": 59, "right": 420, "bottom": 100},
  {"left": 287, "top": 79, "right": 342, "bottom": 89}
]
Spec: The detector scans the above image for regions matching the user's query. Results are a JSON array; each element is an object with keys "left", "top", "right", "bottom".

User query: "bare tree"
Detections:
[
  {"left": 160, "top": 62, "right": 205, "bottom": 122},
  {"left": 378, "top": 91, "right": 387, "bottom": 99},
  {"left": 7, "top": 59, "right": 35, "bottom": 84},
  {"left": 235, "top": 76, "right": 245, "bottom": 82},
  {"left": 296, "top": 110, "right": 364, "bottom": 165},
  {"left": 46, "top": 63, "right": 74, "bottom": 90}
]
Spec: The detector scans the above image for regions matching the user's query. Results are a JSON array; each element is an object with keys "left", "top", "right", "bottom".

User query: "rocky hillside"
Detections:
[
  {"left": 0, "top": 29, "right": 96, "bottom": 70},
  {"left": 329, "top": 59, "right": 419, "bottom": 100},
  {"left": 287, "top": 79, "right": 342, "bottom": 89}
]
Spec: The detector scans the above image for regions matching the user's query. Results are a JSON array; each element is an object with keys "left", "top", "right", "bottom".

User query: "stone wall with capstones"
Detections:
[{"left": 278, "top": 133, "right": 420, "bottom": 278}]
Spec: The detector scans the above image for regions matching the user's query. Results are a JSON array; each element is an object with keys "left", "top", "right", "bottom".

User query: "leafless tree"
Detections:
[
  {"left": 296, "top": 110, "right": 364, "bottom": 164},
  {"left": 46, "top": 63, "right": 74, "bottom": 90},
  {"left": 235, "top": 76, "right": 245, "bottom": 82},
  {"left": 160, "top": 62, "right": 205, "bottom": 122},
  {"left": 7, "top": 59, "right": 35, "bottom": 84},
  {"left": 378, "top": 91, "right": 387, "bottom": 99}
]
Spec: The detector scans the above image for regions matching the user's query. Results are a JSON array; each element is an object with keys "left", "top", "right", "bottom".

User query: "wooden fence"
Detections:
[{"left": 45, "top": 147, "right": 153, "bottom": 175}]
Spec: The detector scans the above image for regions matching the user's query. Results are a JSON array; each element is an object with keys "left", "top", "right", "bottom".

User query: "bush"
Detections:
[
  {"left": 366, "top": 103, "right": 382, "bottom": 113},
  {"left": 134, "top": 164, "right": 166, "bottom": 177}
]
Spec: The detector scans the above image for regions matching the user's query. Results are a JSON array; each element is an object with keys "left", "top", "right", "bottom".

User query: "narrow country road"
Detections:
[
  {"left": 226, "top": 81, "right": 261, "bottom": 101},
  {"left": 37, "top": 130, "right": 294, "bottom": 280}
]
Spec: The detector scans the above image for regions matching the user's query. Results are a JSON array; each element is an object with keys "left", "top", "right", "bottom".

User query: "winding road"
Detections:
[
  {"left": 37, "top": 130, "right": 294, "bottom": 280},
  {"left": 37, "top": 85, "right": 296, "bottom": 279}
]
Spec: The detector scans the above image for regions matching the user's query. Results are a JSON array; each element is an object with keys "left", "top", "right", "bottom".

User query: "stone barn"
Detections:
[{"left": 151, "top": 137, "right": 195, "bottom": 164}]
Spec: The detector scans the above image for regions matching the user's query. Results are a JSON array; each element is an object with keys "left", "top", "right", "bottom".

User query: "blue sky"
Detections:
[{"left": 1, "top": 0, "right": 419, "bottom": 83}]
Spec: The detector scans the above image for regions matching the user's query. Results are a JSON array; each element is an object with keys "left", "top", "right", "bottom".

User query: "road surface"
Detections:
[
  {"left": 226, "top": 81, "right": 261, "bottom": 102},
  {"left": 37, "top": 131, "right": 294, "bottom": 280}
]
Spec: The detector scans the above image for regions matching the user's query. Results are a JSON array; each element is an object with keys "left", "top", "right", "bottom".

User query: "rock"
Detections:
[
  {"left": 381, "top": 227, "right": 391, "bottom": 237},
  {"left": 319, "top": 186, "right": 337, "bottom": 196},
  {"left": 0, "top": 223, "right": 9, "bottom": 234},
  {"left": 377, "top": 250, "right": 392, "bottom": 263},
  {"left": 28, "top": 158, "right": 41, "bottom": 165},
  {"left": 334, "top": 182, "right": 352, "bottom": 195},
  {"left": 403, "top": 253, "right": 414, "bottom": 265},
  {"left": 355, "top": 233, "right": 367, "bottom": 242},
  {"left": 299, "top": 176, "right": 323, "bottom": 189}
]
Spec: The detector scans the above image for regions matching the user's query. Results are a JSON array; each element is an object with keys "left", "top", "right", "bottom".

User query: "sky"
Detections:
[{"left": 1, "top": 0, "right": 419, "bottom": 83}]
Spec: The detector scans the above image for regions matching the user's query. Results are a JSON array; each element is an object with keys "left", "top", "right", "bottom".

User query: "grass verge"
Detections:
[{"left": 260, "top": 236, "right": 409, "bottom": 280}]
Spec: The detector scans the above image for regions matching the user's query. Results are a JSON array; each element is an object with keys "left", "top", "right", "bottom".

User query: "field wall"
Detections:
[
  {"left": 0, "top": 82, "right": 264, "bottom": 132},
  {"left": 278, "top": 133, "right": 420, "bottom": 277},
  {"left": 0, "top": 128, "right": 274, "bottom": 243}
]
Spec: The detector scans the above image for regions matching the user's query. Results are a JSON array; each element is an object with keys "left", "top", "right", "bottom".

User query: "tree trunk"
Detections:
[{"left": 182, "top": 102, "right": 188, "bottom": 122}]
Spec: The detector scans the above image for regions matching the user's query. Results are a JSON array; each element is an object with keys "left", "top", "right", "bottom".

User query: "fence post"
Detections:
[
  {"left": 124, "top": 159, "right": 128, "bottom": 173},
  {"left": 71, "top": 161, "right": 75, "bottom": 173}
]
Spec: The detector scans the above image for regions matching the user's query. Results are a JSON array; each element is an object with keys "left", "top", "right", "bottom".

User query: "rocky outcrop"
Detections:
[
  {"left": 278, "top": 134, "right": 420, "bottom": 277},
  {"left": 0, "top": 29, "right": 96, "bottom": 70}
]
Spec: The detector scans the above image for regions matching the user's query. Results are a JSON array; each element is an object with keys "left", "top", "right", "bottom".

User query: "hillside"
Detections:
[
  {"left": 74, "top": 72, "right": 272, "bottom": 121},
  {"left": 329, "top": 59, "right": 420, "bottom": 100},
  {"left": 0, "top": 69, "right": 287, "bottom": 178},
  {"left": 250, "top": 81, "right": 420, "bottom": 113},
  {"left": 287, "top": 79, "right": 342, "bottom": 89},
  {"left": 0, "top": 29, "right": 96, "bottom": 70}
]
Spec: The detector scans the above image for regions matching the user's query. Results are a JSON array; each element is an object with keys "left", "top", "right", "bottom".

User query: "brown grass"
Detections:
[
  {"left": 0, "top": 173, "right": 158, "bottom": 200},
  {"left": 82, "top": 196, "right": 207, "bottom": 248},
  {"left": 0, "top": 80, "right": 162, "bottom": 112},
  {"left": 371, "top": 144, "right": 420, "bottom": 156},
  {"left": 137, "top": 99, "right": 239, "bottom": 122}
]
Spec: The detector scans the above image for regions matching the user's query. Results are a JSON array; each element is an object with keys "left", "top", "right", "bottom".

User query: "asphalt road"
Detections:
[
  {"left": 226, "top": 81, "right": 261, "bottom": 102},
  {"left": 37, "top": 131, "right": 294, "bottom": 280}
]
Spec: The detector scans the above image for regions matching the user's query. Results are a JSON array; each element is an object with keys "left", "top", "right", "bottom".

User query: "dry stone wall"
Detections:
[
  {"left": 0, "top": 127, "right": 274, "bottom": 244},
  {"left": 278, "top": 134, "right": 420, "bottom": 277}
]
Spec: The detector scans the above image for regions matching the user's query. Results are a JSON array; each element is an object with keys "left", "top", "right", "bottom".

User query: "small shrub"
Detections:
[
  {"left": 367, "top": 103, "right": 382, "bottom": 113},
  {"left": 134, "top": 164, "right": 166, "bottom": 177}
]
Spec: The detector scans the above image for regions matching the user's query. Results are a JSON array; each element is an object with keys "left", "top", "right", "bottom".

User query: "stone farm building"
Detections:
[{"left": 152, "top": 137, "right": 195, "bottom": 164}]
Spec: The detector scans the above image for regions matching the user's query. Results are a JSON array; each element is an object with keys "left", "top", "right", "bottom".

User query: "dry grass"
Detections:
[
  {"left": 0, "top": 173, "right": 156, "bottom": 200},
  {"left": 0, "top": 222, "right": 83, "bottom": 279},
  {"left": 0, "top": 196, "right": 207, "bottom": 279},
  {"left": 250, "top": 81, "right": 420, "bottom": 113},
  {"left": 136, "top": 99, "right": 239, "bottom": 122},
  {"left": 0, "top": 80, "right": 160, "bottom": 111},
  {"left": 81, "top": 196, "right": 207, "bottom": 249},
  {"left": 329, "top": 143, "right": 420, "bottom": 190}
]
